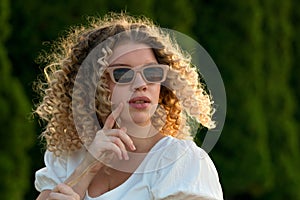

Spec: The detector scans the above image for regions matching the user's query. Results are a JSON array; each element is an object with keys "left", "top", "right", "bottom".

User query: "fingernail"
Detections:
[{"left": 131, "top": 144, "right": 136, "bottom": 151}]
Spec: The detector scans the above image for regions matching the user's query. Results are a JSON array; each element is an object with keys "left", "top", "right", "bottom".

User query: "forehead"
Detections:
[{"left": 108, "top": 42, "right": 154, "bottom": 64}]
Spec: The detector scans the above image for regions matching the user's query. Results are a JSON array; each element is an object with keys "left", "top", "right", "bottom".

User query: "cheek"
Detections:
[
  {"left": 153, "top": 84, "right": 161, "bottom": 103},
  {"left": 110, "top": 85, "right": 130, "bottom": 105}
]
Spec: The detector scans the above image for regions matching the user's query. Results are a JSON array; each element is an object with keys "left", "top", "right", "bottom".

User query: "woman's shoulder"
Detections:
[
  {"left": 136, "top": 136, "right": 208, "bottom": 173},
  {"left": 147, "top": 136, "right": 223, "bottom": 199},
  {"left": 43, "top": 147, "right": 88, "bottom": 176},
  {"left": 35, "top": 148, "right": 87, "bottom": 192},
  {"left": 154, "top": 136, "right": 208, "bottom": 159}
]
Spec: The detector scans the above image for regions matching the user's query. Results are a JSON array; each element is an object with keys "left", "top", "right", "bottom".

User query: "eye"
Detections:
[
  {"left": 113, "top": 68, "right": 134, "bottom": 83},
  {"left": 144, "top": 67, "right": 164, "bottom": 82}
]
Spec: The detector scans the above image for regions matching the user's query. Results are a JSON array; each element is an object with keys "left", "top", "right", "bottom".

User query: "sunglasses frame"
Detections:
[{"left": 106, "top": 64, "right": 169, "bottom": 85}]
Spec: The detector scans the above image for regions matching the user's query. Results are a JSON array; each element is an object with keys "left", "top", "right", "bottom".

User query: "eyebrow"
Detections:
[
  {"left": 108, "top": 62, "right": 158, "bottom": 68},
  {"left": 109, "top": 63, "right": 131, "bottom": 67}
]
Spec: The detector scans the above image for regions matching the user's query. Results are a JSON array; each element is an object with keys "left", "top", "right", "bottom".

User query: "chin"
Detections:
[{"left": 130, "top": 114, "right": 152, "bottom": 126}]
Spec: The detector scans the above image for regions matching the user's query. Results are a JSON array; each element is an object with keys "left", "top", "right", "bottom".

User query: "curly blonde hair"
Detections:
[{"left": 34, "top": 13, "right": 215, "bottom": 156}]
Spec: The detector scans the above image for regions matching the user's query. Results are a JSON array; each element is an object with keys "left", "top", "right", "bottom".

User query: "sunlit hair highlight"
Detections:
[{"left": 34, "top": 13, "right": 215, "bottom": 156}]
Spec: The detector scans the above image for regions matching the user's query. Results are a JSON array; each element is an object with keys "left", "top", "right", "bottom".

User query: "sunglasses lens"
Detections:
[
  {"left": 143, "top": 67, "right": 164, "bottom": 82},
  {"left": 113, "top": 68, "right": 134, "bottom": 83},
  {"left": 110, "top": 65, "right": 167, "bottom": 84}
]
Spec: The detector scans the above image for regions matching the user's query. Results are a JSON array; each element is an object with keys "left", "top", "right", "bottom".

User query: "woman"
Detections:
[{"left": 34, "top": 13, "right": 223, "bottom": 200}]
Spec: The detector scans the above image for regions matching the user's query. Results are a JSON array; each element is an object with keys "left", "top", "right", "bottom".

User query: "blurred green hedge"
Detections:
[{"left": 0, "top": 0, "right": 35, "bottom": 199}]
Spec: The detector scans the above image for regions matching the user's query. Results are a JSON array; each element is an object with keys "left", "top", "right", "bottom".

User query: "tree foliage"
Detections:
[
  {"left": 260, "top": 0, "right": 300, "bottom": 199},
  {"left": 192, "top": 1, "right": 271, "bottom": 198},
  {"left": 0, "top": 0, "right": 35, "bottom": 199},
  {"left": 191, "top": 0, "right": 300, "bottom": 199}
]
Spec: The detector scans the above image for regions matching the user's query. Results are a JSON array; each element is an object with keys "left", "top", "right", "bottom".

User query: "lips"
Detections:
[{"left": 128, "top": 96, "right": 151, "bottom": 109}]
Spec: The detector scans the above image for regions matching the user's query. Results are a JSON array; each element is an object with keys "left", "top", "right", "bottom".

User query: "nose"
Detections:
[{"left": 131, "top": 72, "right": 147, "bottom": 91}]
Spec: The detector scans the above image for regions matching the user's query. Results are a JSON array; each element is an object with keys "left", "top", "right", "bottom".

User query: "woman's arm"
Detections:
[
  {"left": 36, "top": 154, "right": 103, "bottom": 200},
  {"left": 35, "top": 104, "right": 135, "bottom": 199}
]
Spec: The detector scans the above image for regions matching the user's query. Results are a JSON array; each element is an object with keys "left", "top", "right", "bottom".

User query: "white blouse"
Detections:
[{"left": 35, "top": 136, "right": 223, "bottom": 200}]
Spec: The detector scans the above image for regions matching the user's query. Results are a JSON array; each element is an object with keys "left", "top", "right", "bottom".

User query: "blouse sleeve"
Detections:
[
  {"left": 34, "top": 150, "right": 68, "bottom": 192},
  {"left": 150, "top": 141, "right": 223, "bottom": 200}
]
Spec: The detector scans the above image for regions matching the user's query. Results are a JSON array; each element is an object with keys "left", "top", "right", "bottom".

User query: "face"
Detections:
[{"left": 107, "top": 42, "right": 161, "bottom": 127}]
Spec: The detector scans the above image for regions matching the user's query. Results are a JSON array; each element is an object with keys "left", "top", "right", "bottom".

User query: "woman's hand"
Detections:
[
  {"left": 87, "top": 103, "right": 136, "bottom": 165},
  {"left": 61, "top": 103, "right": 136, "bottom": 194},
  {"left": 47, "top": 183, "right": 80, "bottom": 200}
]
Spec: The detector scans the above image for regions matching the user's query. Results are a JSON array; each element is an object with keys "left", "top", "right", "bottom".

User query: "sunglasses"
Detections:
[{"left": 106, "top": 64, "right": 169, "bottom": 84}]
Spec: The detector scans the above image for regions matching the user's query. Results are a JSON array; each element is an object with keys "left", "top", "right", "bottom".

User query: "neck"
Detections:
[
  {"left": 129, "top": 132, "right": 165, "bottom": 153},
  {"left": 117, "top": 121, "right": 165, "bottom": 152}
]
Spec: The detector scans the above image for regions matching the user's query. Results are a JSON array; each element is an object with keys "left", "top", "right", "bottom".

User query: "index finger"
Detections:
[{"left": 103, "top": 103, "right": 123, "bottom": 130}]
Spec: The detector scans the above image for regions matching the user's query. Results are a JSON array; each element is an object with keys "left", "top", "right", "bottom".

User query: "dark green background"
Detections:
[{"left": 1, "top": 0, "right": 299, "bottom": 199}]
